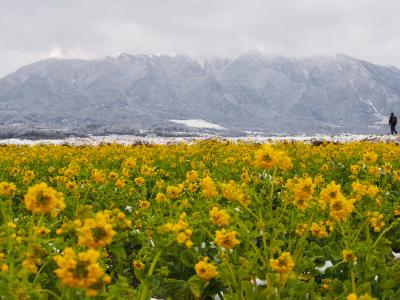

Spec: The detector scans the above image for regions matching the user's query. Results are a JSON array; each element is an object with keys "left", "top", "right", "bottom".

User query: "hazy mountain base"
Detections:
[{"left": 0, "top": 122, "right": 388, "bottom": 140}]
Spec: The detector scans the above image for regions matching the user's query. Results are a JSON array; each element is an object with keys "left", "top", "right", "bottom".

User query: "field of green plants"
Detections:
[{"left": 0, "top": 140, "right": 399, "bottom": 299}]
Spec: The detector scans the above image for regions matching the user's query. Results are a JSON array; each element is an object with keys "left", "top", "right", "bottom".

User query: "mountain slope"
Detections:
[{"left": 0, "top": 52, "right": 399, "bottom": 136}]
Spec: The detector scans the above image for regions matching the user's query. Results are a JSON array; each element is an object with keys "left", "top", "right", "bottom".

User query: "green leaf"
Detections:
[
  {"left": 241, "top": 280, "right": 256, "bottom": 300},
  {"left": 109, "top": 243, "right": 127, "bottom": 260},
  {"left": 188, "top": 275, "right": 206, "bottom": 298},
  {"left": 164, "top": 276, "right": 206, "bottom": 300},
  {"left": 180, "top": 249, "right": 196, "bottom": 267}
]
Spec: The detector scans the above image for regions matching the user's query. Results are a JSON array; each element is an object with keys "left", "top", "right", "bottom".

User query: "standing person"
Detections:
[{"left": 389, "top": 112, "right": 397, "bottom": 134}]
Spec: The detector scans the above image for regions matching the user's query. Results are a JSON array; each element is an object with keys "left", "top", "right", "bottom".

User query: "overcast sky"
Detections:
[{"left": 1, "top": 0, "right": 400, "bottom": 77}]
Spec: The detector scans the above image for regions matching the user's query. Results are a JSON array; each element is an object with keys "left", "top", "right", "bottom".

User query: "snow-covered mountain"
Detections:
[{"left": 1, "top": 51, "right": 400, "bottom": 137}]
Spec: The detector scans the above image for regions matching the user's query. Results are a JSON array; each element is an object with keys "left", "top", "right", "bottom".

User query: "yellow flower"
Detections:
[
  {"left": 166, "top": 184, "right": 184, "bottom": 199},
  {"left": 288, "top": 177, "right": 315, "bottom": 210},
  {"left": 140, "top": 165, "right": 154, "bottom": 177},
  {"left": 133, "top": 260, "right": 145, "bottom": 270},
  {"left": 366, "top": 211, "right": 385, "bottom": 232},
  {"left": 24, "top": 182, "right": 65, "bottom": 216},
  {"left": 310, "top": 221, "right": 329, "bottom": 238},
  {"left": 220, "top": 180, "right": 244, "bottom": 203},
  {"left": 368, "top": 166, "right": 380, "bottom": 177},
  {"left": 156, "top": 179, "right": 165, "bottom": 189},
  {"left": 255, "top": 144, "right": 292, "bottom": 171},
  {"left": 383, "top": 162, "right": 392, "bottom": 174},
  {"left": 270, "top": 252, "right": 295, "bottom": 273},
  {"left": 1, "top": 263, "right": 8, "bottom": 273},
  {"left": 66, "top": 181, "right": 78, "bottom": 191},
  {"left": 393, "top": 170, "right": 400, "bottom": 182},
  {"left": 241, "top": 170, "right": 250, "bottom": 184},
  {"left": 329, "top": 196, "right": 353, "bottom": 222},
  {"left": 209, "top": 207, "right": 230, "bottom": 226},
  {"left": 77, "top": 212, "right": 116, "bottom": 249},
  {"left": 347, "top": 293, "right": 358, "bottom": 300},
  {"left": 215, "top": 229, "right": 240, "bottom": 249},
  {"left": 91, "top": 169, "right": 107, "bottom": 184},
  {"left": 123, "top": 157, "right": 136, "bottom": 169},
  {"left": 23, "top": 170, "right": 35, "bottom": 184},
  {"left": 186, "top": 170, "right": 198, "bottom": 183},
  {"left": 319, "top": 181, "right": 342, "bottom": 209},
  {"left": 350, "top": 164, "right": 360, "bottom": 176},
  {"left": 156, "top": 192, "right": 166, "bottom": 203},
  {"left": 321, "top": 278, "right": 331, "bottom": 291},
  {"left": 103, "top": 275, "right": 111, "bottom": 285},
  {"left": 85, "top": 289, "right": 97, "bottom": 297},
  {"left": 115, "top": 178, "right": 125, "bottom": 189},
  {"left": 363, "top": 151, "right": 378, "bottom": 165},
  {"left": 35, "top": 226, "right": 51, "bottom": 236},
  {"left": 347, "top": 293, "right": 375, "bottom": 300},
  {"left": 134, "top": 176, "right": 145, "bottom": 185},
  {"left": 295, "top": 223, "right": 308, "bottom": 236},
  {"left": 0, "top": 182, "right": 17, "bottom": 197},
  {"left": 6, "top": 222, "right": 16, "bottom": 228},
  {"left": 351, "top": 181, "right": 367, "bottom": 199},
  {"left": 138, "top": 200, "right": 151, "bottom": 209},
  {"left": 200, "top": 176, "right": 218, "bottom": 198},
  {"left": 54, "top": 247, "right": 105, "bottom": 289},
  {"left": 108, "top": 171, "right": 118, "bottom": 181},
  {"left": 342, "top": 249, "right": 356, "bottom": 263},
  {"left": 195, "top": 257, "right": 218, "bottom": 281},
  {"left": 395, "top": 205, "right": 400, "bottom": 216},
  {"left": 159, "top": 222, "right": 173, "bottom": 233},
  {"left": 181, "top": 198, "right": 191, "bottom": 208},
  {"left": 22, "top": 259, "right": 38, "bottom": 273}
]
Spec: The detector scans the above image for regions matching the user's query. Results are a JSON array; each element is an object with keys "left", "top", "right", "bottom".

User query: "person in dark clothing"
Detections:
[{"left": 389, "top": 112, "right": 397, "bottom": 134}]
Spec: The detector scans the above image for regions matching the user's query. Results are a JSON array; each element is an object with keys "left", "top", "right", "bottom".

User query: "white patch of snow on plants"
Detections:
[
  {"left": 316, "top": 260, "right": 333, "bottom": 273},
  {"left": 2, "top": 133, "right": 400, "bottom": 146},
  {"left": 169, "top": 119, "right": 225, "bottom": 130}
]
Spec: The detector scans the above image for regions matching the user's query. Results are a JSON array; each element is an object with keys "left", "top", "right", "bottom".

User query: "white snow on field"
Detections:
[
  {"left": 316, "top": 260, "right": 333, "bottom": 273},
  {"left": 2, "top": 133, "right": 400, "bottom": 146},
  {"left": 169, "top": 119, "right": 225, "bottom": 130}
]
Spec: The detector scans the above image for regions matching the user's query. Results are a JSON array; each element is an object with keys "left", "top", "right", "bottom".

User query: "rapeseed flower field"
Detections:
[{"left": 0, "top": 140, "right": 399, "bottom": 299}]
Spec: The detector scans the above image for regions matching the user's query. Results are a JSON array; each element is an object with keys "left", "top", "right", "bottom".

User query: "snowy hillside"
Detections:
[{"left": 1, "top": 52, "right": 400, "bottom": 137}]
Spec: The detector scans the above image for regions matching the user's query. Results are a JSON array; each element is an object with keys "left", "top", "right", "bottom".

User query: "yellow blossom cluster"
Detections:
[
  {"left": 366, "top": 211, "right": 385, "bottom": 232},
  {"left": 166, "top": 184, "right": 184, "bottom": 199},
  {"left": 209, "top": 206, "right": 230, "bottom": 226},
  {"left": 24, "top": 182, "right": 65, "bottom": 216},
  {"left": 200, "top": 176, "right": 218, "bottom": 198},
  {"left": 0, "top": 181, "right": 17, "bottom": 197},
  {"left": 220, "top": 180, "right": 246, "bottom": 204},
  {"left": 287, "top": 176, "right": 315, "bottom": 210},
  {"left": 54, "top": 247, "right": 109, "bottom": 295},
  {"left": 310, "top": 221, "right": 330, "bottom": 238},
  {"left": 342, "top": 249, "right": 357, "bottom": 263},
  {"left": 77, "top": 211, "right": 116, "bottom": 249},
  {"left": 255, "top": 144, "right": 293, "bottom": 171},
  {"left": 162, "top": 213, "right": 193, "bottom": 248},
  {"left": 363, "top": 151, "right": 378, "bottom": 165},
  {"left": 195, "top": 257, "right": 218, "bottom": 281},
  {"left": 347, "top": 293, "right": 375, "bottom": 300},
  {"left": 270, "top": 252, "right": 295, "bottom": 273},
  {"left": 215, "top": 229, "right": 240, "bottom": 249},
  {"left": 351, "top": 181, "right": 380, "bottom": 200}
]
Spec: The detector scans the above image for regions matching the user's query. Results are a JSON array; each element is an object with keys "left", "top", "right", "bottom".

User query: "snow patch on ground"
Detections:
[
  {"left": 169, "top": 119, "right": 225, "bottom": 130},
  {"left": 2, "top": 134, "right": 400, "bottom": 146},
  {"left": 316, "top": 260, "right": 333, "bottom": 273}
]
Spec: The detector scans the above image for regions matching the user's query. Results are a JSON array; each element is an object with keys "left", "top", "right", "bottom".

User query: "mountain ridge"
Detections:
[{"left": 1, "top": 52, "right": 400, "bottom": 137}]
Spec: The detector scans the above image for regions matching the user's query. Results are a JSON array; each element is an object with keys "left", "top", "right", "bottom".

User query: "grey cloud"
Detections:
[{"left": 1, "top": 0, "right": 400, "bottom": 77}]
